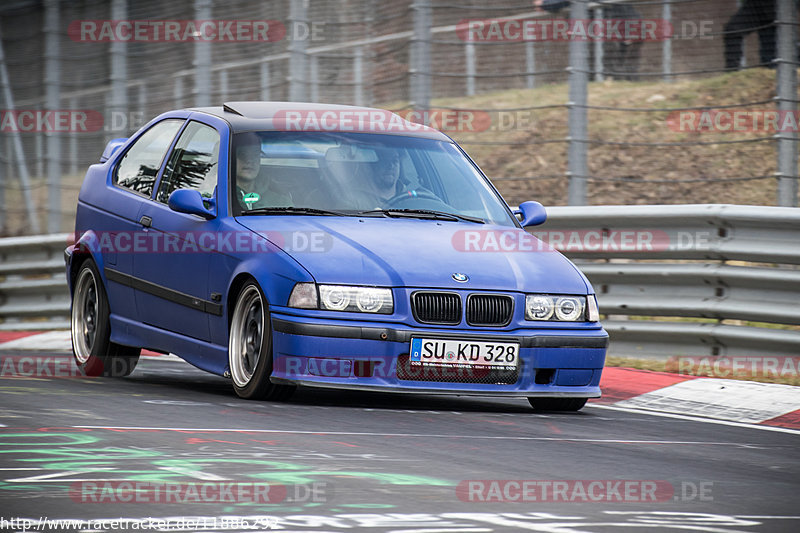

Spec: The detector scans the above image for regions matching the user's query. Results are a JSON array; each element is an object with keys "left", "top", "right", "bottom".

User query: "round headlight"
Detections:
[
  {"left": 320, "top": 286, "right": 350, "bottom": 311},
  {"left": 555, "top": 296, "right": 583, "bottom": 321},
  {"left": 356, "top": 289, "right": 384, "bottom": 312},
  {"left": 526, "top": 295, "right": 554, "bottom": 320}
]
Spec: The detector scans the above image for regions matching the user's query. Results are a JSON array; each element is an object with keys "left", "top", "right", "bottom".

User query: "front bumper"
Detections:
[{"left": 269, "top": 312, "right": 608, "bottom": 398}]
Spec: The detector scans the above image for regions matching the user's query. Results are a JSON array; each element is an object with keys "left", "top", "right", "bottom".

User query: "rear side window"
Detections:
[
  {"left": 157, "top": 121, "right": 220, "bottom": 204},
  {"left": 114, "top": 119, "right": 184, "bottom": 196}
]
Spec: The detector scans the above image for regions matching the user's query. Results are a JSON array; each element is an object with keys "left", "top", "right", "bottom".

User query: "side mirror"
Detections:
[
  {"left": 514, "top": 201, "right": 547, "bottom": 227},
  {"left": 168, "top": 189, "right": 215, "bottom": 220}
]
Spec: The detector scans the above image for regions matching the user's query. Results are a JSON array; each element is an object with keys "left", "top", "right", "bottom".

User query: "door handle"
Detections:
[{"left": 139, "top": 215, "right": 152, "bottom": 228}]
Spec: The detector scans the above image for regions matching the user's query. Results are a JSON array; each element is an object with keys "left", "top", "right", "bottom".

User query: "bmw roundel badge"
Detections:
[{"left": 452, "top": 273, "right": 469, "bottom": 282}]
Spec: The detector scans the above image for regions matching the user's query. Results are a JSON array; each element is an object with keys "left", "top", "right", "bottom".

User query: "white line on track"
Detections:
[
  {"left": 73, "top": 425, "right": 766, "bottom": 446},
  {"left": 588, "top": 404, "right": 800, "bottom": 435},
  {"left": 734, "top": 514, "right": 800, "bottom": 520}
]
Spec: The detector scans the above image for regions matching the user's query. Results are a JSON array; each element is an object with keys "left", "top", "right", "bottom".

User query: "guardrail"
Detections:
[
  {"left": 1, "top": 205, "right": 799, "bottom": 360},
  {"left": 534, "top": 204, "right": 800, "bottom": 359},
  {"left": 0, "top": 233, "right": 71, "bottom": 331}
]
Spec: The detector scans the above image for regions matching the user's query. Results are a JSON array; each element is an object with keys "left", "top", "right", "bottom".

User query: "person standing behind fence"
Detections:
[
  {"left": 723, "top": 0, "right": 776, "bottom": 69},
  {"left": 536, "top": 0, "right": 643, "bottom": 81}
]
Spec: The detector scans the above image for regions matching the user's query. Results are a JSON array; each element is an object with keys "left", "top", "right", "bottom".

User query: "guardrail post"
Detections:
[
  {"left": 35, "top": 134, "right": 44, "bottom": 178},
  {"left": 219, "top": 69, "right": 228, "bottom": 102},
  {"left": 260, "top": 61, "right": 271, "bottom": 101},
  {"left": 174, "top": 76, "right": 184, "bottom": 108},
  {"left": 44, "top": 0, "right": 62, "bottom": 233},
  {"left": 525, "top": 41, "right": 536, "bottom": 89},
  {"left": 465, "top": 42, "right": 475, "bottom": 96},
  {"left": 3, "top": 137, "right": 10, "bottom": 190},
  {"left": 567, "top": 0, "right": 589, "bottom": 206},
  {"left": 354, "top": 46, "right": 364, "bottom": 106},
  {"left": 0, "top": 152, "right": 4, "bottom": 233},
  {"left": 410, "top": 0, "right": 431, "bottom": 118},
  {"left": 593, "top": 7, "right": 604, "bottom": 82},
  {"left": 138, "top": 84, "right": 147, "bottom": 131},
  {"left": 776, "top": 0, "right": 798, "bottom": 206},
  {"left": 69, "top": 97, "right": 78, "bottom": 175},
  {"left": 194, "top": 0, "right": 212, "bottom": 106},
  {"left": 662, "top": 2, "right": 672, "bottom": 82},
  {"left": 309, "top": 54, "right": 319, "bottom": 102},
  {"left": 109, "top": 0, "right": 128, "bottom": 138},
  {"left": 288, "top": 0, "right": 308, "bottom": 101}
]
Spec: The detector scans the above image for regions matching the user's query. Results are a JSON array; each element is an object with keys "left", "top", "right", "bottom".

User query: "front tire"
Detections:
[
  {"left": 228, "top": 282, "right": 295, "bottom": 401},
  {"left": 71, "top": 259, "right": 140, "bottom": 377},
  {"left": 528, "top": 397, "right": 587, "bottom": 412}
]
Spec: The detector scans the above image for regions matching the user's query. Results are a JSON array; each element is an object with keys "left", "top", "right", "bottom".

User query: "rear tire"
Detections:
[
  {"left": 228, "top": 281, "right": 295, "bottom": 401},
  {"left": 71, "top": 259, "right": 140, "bottom": 377},
  {"left": 528, "top": 397, "right": 587, "bottom": 412}
]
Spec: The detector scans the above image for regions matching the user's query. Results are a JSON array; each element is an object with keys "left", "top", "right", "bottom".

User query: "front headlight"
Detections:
[
  {"left": 525, "top": 294, "right": 588, "bottom": 322},
  {"left": 554, "top": 296, "right": 583, "bottom": 321},
  {"left": 289, "top": 283, "right": 393, "bottom": 314},
  {"left": 524, "top": 294, "right": 554, "bottom": 320}
]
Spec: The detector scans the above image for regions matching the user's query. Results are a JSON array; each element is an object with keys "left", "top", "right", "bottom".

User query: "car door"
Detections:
[
  {"left": 99, "top": 118, "right": 185, "bottom": 322},
  {"left": 132, "top": 120, "right": 222, "bottom": 342}
]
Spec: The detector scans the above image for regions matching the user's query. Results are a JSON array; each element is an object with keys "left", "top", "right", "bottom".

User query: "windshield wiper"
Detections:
[
  {"left": 239, "top": 206, "right": 349, "bottom": 217},
  {"left": 359, "top": 208, "right": 485, "bottom": 224}
]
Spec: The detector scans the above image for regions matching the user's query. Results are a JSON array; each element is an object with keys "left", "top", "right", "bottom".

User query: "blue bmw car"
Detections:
[{"left": 65, "top": 102, "right": 607, "bottom": 411}]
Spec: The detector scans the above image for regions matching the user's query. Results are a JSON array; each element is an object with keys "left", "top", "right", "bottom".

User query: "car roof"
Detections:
[{"left": 188, "top": 101, "right": 452, "bottom": 141}]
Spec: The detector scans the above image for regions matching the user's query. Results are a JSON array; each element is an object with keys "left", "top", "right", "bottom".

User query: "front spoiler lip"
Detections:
[
  {"left": 270, "top": 377, "right": 601, "bottom": 398},
  {"left": 271, "top": 317, "right": 609, "bottom": 349}
]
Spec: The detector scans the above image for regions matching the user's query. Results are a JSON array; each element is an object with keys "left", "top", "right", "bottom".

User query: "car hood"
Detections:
[{"left": 236, "top": 216, "right": 590, "bottom": 293}]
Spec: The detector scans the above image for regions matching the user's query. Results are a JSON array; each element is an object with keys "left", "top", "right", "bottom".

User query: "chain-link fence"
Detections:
[{"left": 0, "top": 0, "right": 797, "bottom": 237}]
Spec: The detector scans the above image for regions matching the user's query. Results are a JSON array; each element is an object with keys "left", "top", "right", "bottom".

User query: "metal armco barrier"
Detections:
[
  {"left": 0, "top": 233, "right": 71, "bottom": 331},
  {"left": 1, "top": 205, "right": 799, "bottom": 361},
  {"left": 536, "top": 204, "right": 800, "bottom": 359}
]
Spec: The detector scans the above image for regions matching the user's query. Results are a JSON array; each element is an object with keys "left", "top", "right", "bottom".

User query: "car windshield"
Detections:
[{"left": 230, "top": 131, "right": 516, "bottom": 226}]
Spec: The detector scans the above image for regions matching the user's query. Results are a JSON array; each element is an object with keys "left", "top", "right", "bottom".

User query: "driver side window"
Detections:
[{"left": 156, "top": 122, "right": 220, "bottom": 205}]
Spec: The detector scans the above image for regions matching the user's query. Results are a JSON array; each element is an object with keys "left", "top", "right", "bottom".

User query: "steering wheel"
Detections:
[{"left": 383, "top": 189, "right": 442, "bottom": 208}]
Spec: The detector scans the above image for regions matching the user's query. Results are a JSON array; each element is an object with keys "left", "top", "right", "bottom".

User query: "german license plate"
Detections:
[{"left": 409, "top": 338, "right": 519, "bottom": 370}]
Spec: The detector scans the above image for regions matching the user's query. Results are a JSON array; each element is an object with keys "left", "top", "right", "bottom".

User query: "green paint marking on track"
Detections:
[
  {"left": 0, "top": 433, "right": 100, "bottom": 447},
  {"left": 338, "top": 503, "right": 397, "bottom": 509},
  {"left": 0, "top": 433, "right": 454, "bottom": 497}
]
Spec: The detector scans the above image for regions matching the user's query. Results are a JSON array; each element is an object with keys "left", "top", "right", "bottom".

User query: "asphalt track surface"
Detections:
[{"left": 0, "top": 352, "right": 798, "bottom": 532}]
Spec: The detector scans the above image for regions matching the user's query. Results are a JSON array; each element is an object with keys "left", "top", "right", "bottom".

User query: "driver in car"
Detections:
[
  {"left": 234, "top": 132, "right": 292, "bottom": 212},
  {"left": 356, "top": 148, "right": 433, "bottom": 210},
  {"left": 366, "top": 149, "right": 402, "bottom": 204}
]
